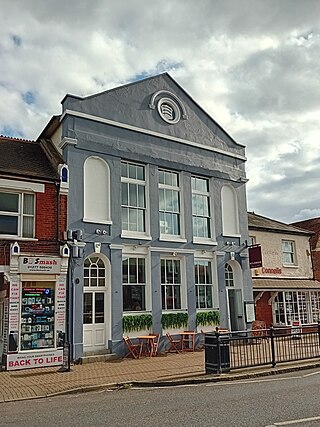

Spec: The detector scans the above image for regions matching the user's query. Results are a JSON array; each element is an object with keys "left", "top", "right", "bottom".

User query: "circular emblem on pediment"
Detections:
[
  {"left": 149, "top": 90, "right": 188, "bottom": 125},
  {"left": 157, "top": 97, "right": 181, "bottom": 124}
]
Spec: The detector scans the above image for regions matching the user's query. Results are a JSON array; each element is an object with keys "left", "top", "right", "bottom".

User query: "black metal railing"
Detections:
[{"left": 205, "top": 322, "right": 320, "bottom": 374}]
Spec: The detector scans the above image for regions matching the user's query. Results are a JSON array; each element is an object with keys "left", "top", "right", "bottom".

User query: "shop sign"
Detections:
[
  {"left": 3, "top": 298, "right": 9, "bottom": 353},
  {"left": 249, "top": 245, "right": 263, "bottom": 269},
  {"left": 262, "top": 267, "right": 282, "bottom": 274},
  {"left": 8, "top": 302, "right": 19, "bottom": 330},
  {"left": 6, "top": 349, "right": 63, "bottom": 370},
  {"left": 56, "top": 277, "right": 66, "bottom": 333},
  {"left": 9, "top": 278, "right": 19, "bottom": 302},
  {"left": 19, "top": 257, "right": 61, "bottom": 274}
]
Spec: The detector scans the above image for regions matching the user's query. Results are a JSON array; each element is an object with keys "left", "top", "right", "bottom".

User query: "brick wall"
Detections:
[
  {"left": 0, "top": 243, "right": 10, "bottom": 265},
  {"left": 59, "top": 194, "right": 68, "bottom": 241},
  {"left": 291, "top": 218, "right": 320, "bottom": 281},
  {"left": 313, "top": 252, "right": 320, "bottom": 281},
  {"left": 254, "top": 291, "right": 273, "bottom": 327},
  {"left": 0, "top": 183, "right": 67, "bottom": 261}
]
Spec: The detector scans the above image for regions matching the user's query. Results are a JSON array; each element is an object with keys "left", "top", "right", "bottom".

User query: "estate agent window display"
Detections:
[{"left": 20, "top": 281, "right": 55, "bottom": 351}]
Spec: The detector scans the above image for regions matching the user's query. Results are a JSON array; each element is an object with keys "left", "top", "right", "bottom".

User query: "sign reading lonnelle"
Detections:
[{"left": 19, "top": 257, "right": 61, "bottom": 274}]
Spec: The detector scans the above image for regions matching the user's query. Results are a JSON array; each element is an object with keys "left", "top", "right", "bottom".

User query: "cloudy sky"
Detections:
[{"left": 1, "top": 0, "right": 320, "bottom": 224}]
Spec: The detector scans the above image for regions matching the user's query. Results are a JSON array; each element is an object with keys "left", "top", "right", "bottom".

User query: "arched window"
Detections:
[
  {"left": 58, "top": 164, "right": 69, "bottom": 194},
  {"left": 61, "top": 166, "right": 68, "bottom": 183},
  {"left": 84, "top": 157, "right": 111, "bottom": 224},
  {"left": 225, "top": 263, "right": 234, "bottom": 287},
  {"left": 84, "top": 256, "right": 106, "bottom": 287},
  {"left": 221, "top": 185, "right": 239, "bottom": 236}
]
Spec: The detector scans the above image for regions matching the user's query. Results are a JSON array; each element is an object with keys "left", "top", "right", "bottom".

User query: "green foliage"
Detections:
[
  {"left": 196, "top": 310, "right": 220, "bottom": 327},
  {"left": 123, "top": 310, "right": 220, "bottom": 332},
  {"left": 123, "top": 314, "right": 153, "bottom": 333},
  {"left": 161, "top": 312, "right": 189, "bottom": 330}
]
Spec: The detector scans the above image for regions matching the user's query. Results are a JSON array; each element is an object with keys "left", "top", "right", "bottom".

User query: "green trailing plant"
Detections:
[
  {"left": 161, "top": 312, "right": 189, "bottom": 330},
  {"left": 123, "top": 310, "right": 220, "bottom": 332},
  {"left": 123, "top": 314, "right": 153, "bottom": 333},
  {"left": 196, "top": 310, "right": 220, "bottom": 327}
]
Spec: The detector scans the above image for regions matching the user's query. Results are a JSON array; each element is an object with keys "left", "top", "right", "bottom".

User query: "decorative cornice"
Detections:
[{"left": 60, "top": 109, "right": 246, "bottom": 161}]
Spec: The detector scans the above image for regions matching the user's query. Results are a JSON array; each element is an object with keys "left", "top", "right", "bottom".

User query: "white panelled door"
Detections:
[{"left": 83, "top": 255, "right": 109, "bottom": 353}]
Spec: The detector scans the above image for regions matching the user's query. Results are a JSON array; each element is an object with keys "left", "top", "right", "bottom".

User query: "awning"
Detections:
[{"left": 253, "top": 278, "right": 320, "bottom": 290}]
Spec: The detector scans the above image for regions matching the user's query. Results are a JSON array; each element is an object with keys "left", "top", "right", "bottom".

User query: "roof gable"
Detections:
[
  {"left": 61, "top": 73, "right": 245, "bottom": 159},
  {"left": 248, "top": 211, "right": 312, "bottom": 236},
  {"left": 0, "top": 136, "right": 61, "bottom": 181}
]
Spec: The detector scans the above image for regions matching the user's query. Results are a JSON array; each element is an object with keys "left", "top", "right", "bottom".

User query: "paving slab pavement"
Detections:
[{"left": 1, "top": 351, "right": 319, "bottom": 403}]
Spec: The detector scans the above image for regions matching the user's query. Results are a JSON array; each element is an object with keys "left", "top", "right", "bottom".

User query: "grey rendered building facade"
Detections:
[{"left": 40, "top": 73, "right": 253, "bottom": 359}]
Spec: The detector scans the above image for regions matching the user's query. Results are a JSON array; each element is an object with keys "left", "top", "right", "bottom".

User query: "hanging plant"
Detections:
[
  {"left": 161, "top": 312, "right": 189, "bottom": 330},
  {"left": 123, "top": 314, "right": 153, "bottom": 333},
  {"left": 196, "top": 310, "right": 220, "bottom": 327}
]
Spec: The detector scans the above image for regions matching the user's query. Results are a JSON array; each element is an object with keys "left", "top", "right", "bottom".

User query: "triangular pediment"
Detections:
[{"left": 62, "top": 73, "right": 245, "bottom": 157}]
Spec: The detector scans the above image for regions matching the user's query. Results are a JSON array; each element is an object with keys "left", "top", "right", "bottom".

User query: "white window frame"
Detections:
[
  {"left": 194, "top": 258, "right": 215, "bottom": 309},
  {"left": 161, "top": 256, "right": 186, "bottom": 311},
  {"left": 191, "top": 176, "right": 215, "bottom": 244},
  {"left": 225, "top": 263, "right": 234, "bottom": 287},
  {"left": 122, "top": 245, "right": 151, "bottom": 313},
  {"left": 121, "top": 161, "right": 150, "bottom": 239},
  {"left": 84, "top": 256, "right": 107, "bottom": 288},
  {"left": 282, "top": 240, "right": 296, "bottom": 266},
  {"left": 122, "top": 256, "right": 147, "bottom": 312},
  {"left": 0, "top": 191, "right": 35, "bottom": 238},
  {"left": 159, "top": 169, "right": 185, "bottom": 242}
]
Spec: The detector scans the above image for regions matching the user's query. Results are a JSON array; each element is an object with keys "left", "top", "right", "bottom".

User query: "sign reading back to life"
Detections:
[{"left": 19, "top": 257, "right": 61, "bottom": 274}]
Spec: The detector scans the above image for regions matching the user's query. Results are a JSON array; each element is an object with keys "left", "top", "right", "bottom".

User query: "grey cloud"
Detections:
[
  {"left": 228, "top": 41, "right": 320, "bottom": 118},
  {"left": 1, "top": 0, "right": 320, "bottom": 225}
]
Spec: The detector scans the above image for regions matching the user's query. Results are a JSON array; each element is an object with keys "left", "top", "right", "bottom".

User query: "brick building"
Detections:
[
  {"left": 248, "top": 212, "right": 320, "bottom": 327},
  {"left": 291, "top": 217, "right": 320, "bottom": 282},
  {"left": 0, "top": 136, "right": 69, "bottom": 370}
]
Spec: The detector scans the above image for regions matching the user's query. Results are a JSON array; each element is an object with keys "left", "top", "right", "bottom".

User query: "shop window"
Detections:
[
  {"left": 0, "top": 191, "right": 34, "bottom": 238},
  {"left": 192, "top": 176, "right": 212, "bottom": 240},
  {"left": 121, "top": 161, "right": 147, "bottom": 235},
  {"left": 161, "top": 258, "right": 182, "bottom": 310},
  {"left": 84, "top": 156, "right": 110, "bottom": 224},
  {"left": 282, "top": 240, "right": 296, "bottom": 265},
  {"left": 122, "top": 257, "right": 146, "bottom": 311},
  {"left": 221, "top": 185, "right": 239, "bottom": 236},
  {"left": 20, "top": 282, "right": 55, "bottom": 350},
  {"left": 273, "top": 290, "right": 320, "bottom": 325},
  {"left": 194, "top": 259, "right": 213, "bottom": 309}
]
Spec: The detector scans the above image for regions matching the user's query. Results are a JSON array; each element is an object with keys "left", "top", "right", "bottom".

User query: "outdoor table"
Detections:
[
  {"left": 180, "top": 331, "right": 196, "bottom": 352},
  {"left": 137, "top": 335, "right": 157, "bottom": 357}
]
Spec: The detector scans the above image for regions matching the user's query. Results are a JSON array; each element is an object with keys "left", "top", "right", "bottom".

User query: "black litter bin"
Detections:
[{"left": 205, "top": 332, "right": 230, "bottom": 374}]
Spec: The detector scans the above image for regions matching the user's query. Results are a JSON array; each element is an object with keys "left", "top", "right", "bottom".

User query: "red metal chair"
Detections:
[
  {"left": 165, "top": 332, "right": 181, "bottom": 353},
  {"left": 123, "top": 336, "right": 140, "bottom": 359},
  {"left": 149, "top": 333, "right": 160, "bottom": 356}
]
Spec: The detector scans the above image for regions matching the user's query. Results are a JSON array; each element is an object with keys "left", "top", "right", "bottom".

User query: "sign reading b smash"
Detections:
[{"left": 19, "top": 257, "right": 61, "bottom": 274}]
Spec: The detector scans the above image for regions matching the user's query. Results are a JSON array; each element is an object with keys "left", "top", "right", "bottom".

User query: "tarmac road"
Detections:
[{"left": 1, "top": 367, "right": 320, "bottom": 427}]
